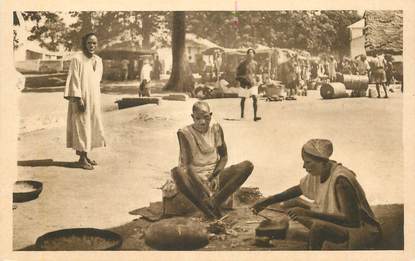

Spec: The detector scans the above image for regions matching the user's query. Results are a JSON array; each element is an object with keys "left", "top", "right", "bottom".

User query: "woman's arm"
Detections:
[
  {"left": 252, "top": 185, "right": 303, "bottom": 213},
  {"left": 288, "top": 177, "right": 360, "bottom": 227}
]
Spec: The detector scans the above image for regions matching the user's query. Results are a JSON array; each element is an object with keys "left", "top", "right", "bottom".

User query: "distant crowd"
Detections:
[{"left": 197, "top": 51, "right": 398, "bottom": 93}]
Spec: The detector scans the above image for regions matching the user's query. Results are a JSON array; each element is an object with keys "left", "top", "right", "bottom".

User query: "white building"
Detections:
[
  {"left": 13, "top": 11, "right": 71, "bottom": 73},
  {"left": 185, "top": 33, "right": 221, "bottom": 63},
  {"left": 347, "top": 19, "right": 366, "bottom": 59}
]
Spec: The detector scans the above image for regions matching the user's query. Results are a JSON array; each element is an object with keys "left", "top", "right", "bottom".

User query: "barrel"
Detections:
[
  {"left": 320, "top": 82, "right": 348, "bottom": 99},
  {"left": 342, "top": 74, "right": 369, "bottom": 91}
]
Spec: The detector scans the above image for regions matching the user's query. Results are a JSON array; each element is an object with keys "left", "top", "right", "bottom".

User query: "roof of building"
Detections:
[
  {"left": 364, "top": 10, "right": 403, "bottom": 55},
  {"left": 98, "top": 41, "right": 156, "bottom": 59},
  {"left": 23, "top": 41, "right": 68, "bottom": 57},
  {"left": 348, "top": 19, "right": 365, "bottom": 29},
  {"left": 185, "top": 33, "right": 222, "bottom": 49}
]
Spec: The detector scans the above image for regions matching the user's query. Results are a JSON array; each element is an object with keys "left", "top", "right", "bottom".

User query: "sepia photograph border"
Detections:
[{"left": 1, "top": 0, "right": 414, "bottom": 260}]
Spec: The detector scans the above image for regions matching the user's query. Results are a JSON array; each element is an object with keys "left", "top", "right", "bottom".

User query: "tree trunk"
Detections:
[
  {"left": 80, "top": 12, "right": 93, "bottom": 36},
  {"left": 165, "top": 11, "right": 194, "bottom": 93},
  {"left": 141, "top": 13, "right": 152, "bottom": 49}
]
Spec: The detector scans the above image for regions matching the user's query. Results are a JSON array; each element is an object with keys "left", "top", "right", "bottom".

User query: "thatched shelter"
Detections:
[
  {"left": 97, "top": 42, "right": 156, "bottom": 81},
  {"left": 364, "top": 10, "right": 403, "bottom": 56},
  {"left": 98, "top": 42, "right": 155, "bottom": 60}
]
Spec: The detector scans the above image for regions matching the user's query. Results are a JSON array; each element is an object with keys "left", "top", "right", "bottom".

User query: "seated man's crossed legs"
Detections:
[{"left": 172, "top": 160, "right": 254, "bottom": 219}]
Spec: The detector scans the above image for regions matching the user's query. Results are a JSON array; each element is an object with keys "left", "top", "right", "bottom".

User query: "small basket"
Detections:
[{"left": 13, "top": 180, "right": 43, "bottom": 203}]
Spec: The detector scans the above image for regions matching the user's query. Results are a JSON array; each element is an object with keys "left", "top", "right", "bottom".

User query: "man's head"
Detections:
[
  {"left": 214, "top": 50, "right": 222, "bottom": 58},
  {"left": 360, "top": 54, "right": 367, "bottom": 61},
  {"left": 81, "top": 33, "right": 98, "bottom": 56},
  {"left": 301, "top": 139, "right": 333, "bottom": 176},
  {"left": 375, "top": 49, "right": 383, "bottom": 57},
  {"left": 247, "top": 48, "right": 256, "bottom": 60},
  {"left": 191, "top": 101, "right": 212, "bottom": 133},
  {"left": 385, "top": 54, "right": 393, "bottom": 62}
]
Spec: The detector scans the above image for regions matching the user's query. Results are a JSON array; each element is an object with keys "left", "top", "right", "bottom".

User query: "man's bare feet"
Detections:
[{"left": 79, "top": 158, "right": 94, "bottom": 170}]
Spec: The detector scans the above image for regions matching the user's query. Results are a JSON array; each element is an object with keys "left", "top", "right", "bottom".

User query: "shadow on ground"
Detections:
[
  {"left": 22, "top": 87, "right": 65, "bottom": 93},
  {"left": 17, "top": 159, "right": 80, "bottom": 169}
]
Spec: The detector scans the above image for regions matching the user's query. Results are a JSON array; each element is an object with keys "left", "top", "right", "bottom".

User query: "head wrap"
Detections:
[{"left": 302, "top": 139, "right": 333, "bottom": 160}]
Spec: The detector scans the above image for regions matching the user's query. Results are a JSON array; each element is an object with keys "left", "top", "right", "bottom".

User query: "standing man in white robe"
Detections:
[
  {"left": 64, "top": 33, "right": 105, "bottom": 170},
  {"left": 138, "top": 58, "right": 152, "bottom": 97}
]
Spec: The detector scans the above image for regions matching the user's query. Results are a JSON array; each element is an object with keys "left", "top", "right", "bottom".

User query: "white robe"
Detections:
[
  {"left": 64, "top": 52, "right": 105, "bottom": 152},
  {"left": 140, "top": 63, "right": 152, "bottom": 82}
]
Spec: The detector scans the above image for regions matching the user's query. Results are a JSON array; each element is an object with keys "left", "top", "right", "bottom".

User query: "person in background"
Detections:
[
  {"left": 64, "top": 32, "right": 105, "bottom": 170},
  {"left": 294, "top": 59, "right": 302, "bottom": 89},
  {"left": 285, "top": 56, "right": 298, "bottom": 98},
  {"left": 356, "top": 54, "right": 371, "bottom": 77},
  {"left": 328, "top": 55, "right": 337, "bottom": 81},
  {"left": 318, "top": 58, "right": 326, "bottom": 78},
  {"left": 310, "top": 60, "right": 319, "bottom": 80},
  {"left": 323, "top": 56, "right": 330, "bottom": 77},
  {"left": 252, "top": 139, "right": 382, "bottom": 250},
  {"left": 236, "top": 48, "right": 261, "bottom": 121},
  {"left": 302, "top": 60, "right": 311, "bottom": 87},
  {"left": 139, "top": 58, "right": 153, "bottom": 97},
  {"left": 121, "top": 59, "right": 129, "bottom": 81},
  {"left": 152, "top": 54, "right": 162, "bottom": 81},
  {"left": 213, "top": 50, "right": 223, "bottom": 84},
  {"left": 385, "top": 54, "right": 394, "bottom": 88},
  {"left": 261, "top": 66, "right": 269, "bottom": 86},
  {"left": 340, "top": 57, "right": 352, "bottom": 75},
  {"left": 351, "top": 55, "right": 371, "bottom": 97},
  {"left": 196, "top": 55, "right": 207, "bottom": 80},
  {"left": 350, "top": 59, "right": 358, "bottom": 75},
  {"left": 373, "top": 51, "right": 388, "bottom": 98}
]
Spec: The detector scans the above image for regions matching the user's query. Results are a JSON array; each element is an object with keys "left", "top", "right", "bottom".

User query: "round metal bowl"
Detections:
[
  {"left": 35, "top": 228, "right": 123, "bottom": 251},
  {"left": 13, "top": 180, "right": 43, "bottom": 203}
]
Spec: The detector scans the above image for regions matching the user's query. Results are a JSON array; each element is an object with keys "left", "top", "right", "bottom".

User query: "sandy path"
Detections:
[{"left": 14, "top": 89, "right": 403, "bottom": 249}]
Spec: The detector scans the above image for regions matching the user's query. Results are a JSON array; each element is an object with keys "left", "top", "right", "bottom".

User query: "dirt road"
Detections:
[{"left": 14, "top": 89, "right": 403, "bottom": 250}]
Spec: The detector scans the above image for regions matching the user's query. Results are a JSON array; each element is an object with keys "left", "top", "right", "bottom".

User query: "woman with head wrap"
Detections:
[{"left": 252, "top": 139, "right": 381, "bottom": 250}]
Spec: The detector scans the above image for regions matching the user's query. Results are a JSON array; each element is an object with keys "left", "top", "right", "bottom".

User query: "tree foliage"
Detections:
[
  {"left": 18, "top": 11, "right": 361, "bottom": 55},
  {"left": 21, "top": 12, "right": 67, "bottom": 52},
  {"left": 20, "top": 11, "right": 169, "bottom": 51},
  {"left": 186, "top": 10, "right": 361, "bottom": 56}
]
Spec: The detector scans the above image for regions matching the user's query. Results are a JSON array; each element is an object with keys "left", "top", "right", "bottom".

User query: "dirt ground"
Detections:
[{"left": 14, "top": 85, "right": 403, "bottom": 250}]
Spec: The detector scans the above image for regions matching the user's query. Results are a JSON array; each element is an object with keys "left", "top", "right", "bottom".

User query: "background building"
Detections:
[{"left": 348, "top": 19, "right": 365, "bottom": 59}]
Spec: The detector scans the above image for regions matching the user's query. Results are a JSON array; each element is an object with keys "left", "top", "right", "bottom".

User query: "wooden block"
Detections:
[{"left": 162, "top": 94, "right": 188, "bottom": 101}]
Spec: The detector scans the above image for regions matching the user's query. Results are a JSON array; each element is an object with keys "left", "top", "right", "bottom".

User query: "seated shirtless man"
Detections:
[
  {"left": 171, "top": 101, "right": 254, "bottom": 219},
  {"left": 252, "top": 139, "right": 382, "bottom": 250}
]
